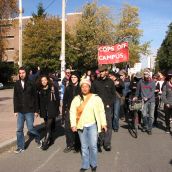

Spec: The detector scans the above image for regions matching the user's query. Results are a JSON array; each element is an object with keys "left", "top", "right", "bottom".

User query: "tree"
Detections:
[
  {"left": 0, "top": 0, "right": 18, "bottom": 60},
  {"left": 32, "top": 2, "right": 47, "bottom": 18},
  {"left": 23, "top": 16, "right": 62, "bottom": 72},
  {"left": 66, "top": 3, "right": 150, "bottom": 71},
  {"left": 156, "top": 22, "right": 172, "bottom": 72},
  {"left": 114, "top": 4, "right": 150, "bottom": 68},
  {"left": 66, "top": 2, "right": 115, "bottom": 71}
]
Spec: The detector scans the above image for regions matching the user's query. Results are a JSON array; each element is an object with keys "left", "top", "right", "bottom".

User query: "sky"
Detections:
[{"left": 22, "top": 0, "right": 172, "bottom": 67}]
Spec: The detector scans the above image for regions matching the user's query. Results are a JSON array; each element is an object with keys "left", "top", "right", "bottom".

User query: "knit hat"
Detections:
[
  {"left": 80, "top": 79, "right": 91, "bottom": 87},
  {"left": 71, "top": 71, "right": 80, "bottom": 79}
]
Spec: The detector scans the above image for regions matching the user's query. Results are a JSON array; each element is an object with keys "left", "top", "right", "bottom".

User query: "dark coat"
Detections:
[
  {"left": 62, "top": 83, "right": 81, "bottom": 115},
  {"left": 13, "top": 79, "right": 38, "bottom": 113},
  {"left": 38, "top": 86, "right": 60, "bottom": 119},
  {"left": 91, "top": 77, "right": 115, "bottom": 107}
]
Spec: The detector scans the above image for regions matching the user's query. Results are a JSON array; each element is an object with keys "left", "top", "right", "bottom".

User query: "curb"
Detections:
[
  {"left": 0, "top": 116, "right": 62, "bottom": 154},
  {"left": 0, "top": 123, "right": 45, "bottom": 154}
]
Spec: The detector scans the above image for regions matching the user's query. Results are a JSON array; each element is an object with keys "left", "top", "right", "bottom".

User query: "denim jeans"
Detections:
[
  {"left": 142, "top": 102, "right": 155, "bottom": 131},
  {"left": 113, "top": 97, "right": 121, "bottom": 130},
  {"left": 17, "top": 112, "right": 40, "bottom": 149},
  {"left": 78, "top": 124, "right": 98, "bottom": 169}
]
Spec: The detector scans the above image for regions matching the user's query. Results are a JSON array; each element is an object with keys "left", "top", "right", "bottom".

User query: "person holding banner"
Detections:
[
  {"left": 70, "top": 79, "right": 107, "bottom": 172},
  {"left": 91, "top": 65, "right": 115, "bottom": 152}
]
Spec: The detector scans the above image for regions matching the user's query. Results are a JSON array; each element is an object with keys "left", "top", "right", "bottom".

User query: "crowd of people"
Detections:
[{"left": 13, "top": 65, "right": 172, "bottom": 172}]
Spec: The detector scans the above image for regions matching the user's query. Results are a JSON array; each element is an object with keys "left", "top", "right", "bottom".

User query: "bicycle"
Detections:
[{"left": 128, "top": 98, "right": 143, "bottom": 138}]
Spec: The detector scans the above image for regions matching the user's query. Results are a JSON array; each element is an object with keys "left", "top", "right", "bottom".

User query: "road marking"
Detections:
[
  {"left": 33, "top": 148, "right": 61, "bottom": 172},
  {"left": 114, "top": 151, "right": 120, "bottom": 167}
]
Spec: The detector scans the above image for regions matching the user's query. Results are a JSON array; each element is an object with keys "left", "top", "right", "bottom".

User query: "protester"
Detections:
[
  {"left": 13, "top": 67, "right": 41, "bottom": 153},
  {"left": 91, "top": 65, "right": 115, "bottom": 152},
  {"left": 70, "top": 79, "right": 107, "bottom": 172},
  {"left": 62, "top": 71, "right": 81, "bottom": 153},
  {"left": 135, "top": 68, "right": 155, "bottom": 135},
  {"left": 37, "top": 75, "right": 60, "bottom": 150},
  {"left": 62, "top": 69, "right": 71, "bottom": 87},
  {"left": 61, "top": 69, "right": 71, "bottom": 99},
  {"left": 162, "top": 70, "right": 172, "bottom": 133},
  {"left": 109, "top": 71, "right": 124, "bottom": 132},
  {"left": 152, "top": 74, "right": 160, "bottom": 126},
  {"left": 28, "top": 66, "right": 40, "bottom": 82},
  {"left": 119, "top": 69, "right": 131, "bottom": 121},
  {"left": 130, "top": 72, "right": 142, "bottom": 126}
]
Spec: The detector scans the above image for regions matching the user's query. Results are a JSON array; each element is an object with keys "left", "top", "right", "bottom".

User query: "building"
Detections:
[{"left": 0, "top": 12, "right": 82, "bottom": 64}]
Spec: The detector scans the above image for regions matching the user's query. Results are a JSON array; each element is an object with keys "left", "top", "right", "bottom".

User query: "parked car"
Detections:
[{"left": 0, "top": 83, "right": 3, "bottom": 89}]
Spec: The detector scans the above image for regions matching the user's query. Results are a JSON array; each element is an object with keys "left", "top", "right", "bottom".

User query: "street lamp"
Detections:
[
  {"left": 60, "top": 0, "right": 66, "bottom": 81},
  {"left": 19, "top": 0, "right": 23, "bottom": 67}
]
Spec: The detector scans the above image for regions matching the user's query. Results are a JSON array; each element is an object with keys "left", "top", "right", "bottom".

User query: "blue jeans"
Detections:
[
  {"left": 17, "top": 112, "right": 40, "bottom": 149},
  {"left": 142, "top": 102, "right": 155, "bottom": 131},
  {"left": 113, "top": 97, "right": 121, "bottom": 130},
  {"left": 78, "top": 124, "right": 98, "bottom": 169}
]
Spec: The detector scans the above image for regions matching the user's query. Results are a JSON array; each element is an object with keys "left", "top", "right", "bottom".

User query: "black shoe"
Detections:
[
  {"left": 73, "top": 148, "right": 80, "bottom": 153},
  {"left": 80, "top": 168, "right": 87, "bottom": 172},
  {"left": 142, "top": 128, "right": 147, "bottom": 132},
  {"left": 147, "top": 130, "right": 152, "bottom": 135},
  {"left": 41, "top": 141, "right": 49, "bottom": 151},
  {"left": 104, "top": 145, "right": 111, "bottom": 151},
  {"left": 165, "top": 128, "right": 170, "bottom": 134},
  {"left": 14, "top": 148, "right": 24, "bottom": 154},
  {"left": 91, "top": 166, "right": 97, "bottom": 172},
  {"left": 113, "top": 129, "right": 118, "bottom": 132},
  {"left": 97, "top": 145, "right": 102, "bottom": 153},
  {"left": 63, "top": 146, "right": 74, "bottom": 153}
]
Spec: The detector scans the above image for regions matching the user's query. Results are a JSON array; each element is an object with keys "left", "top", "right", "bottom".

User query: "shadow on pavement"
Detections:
[
  {"left": 0, "top": 97, "right": 12, "bottom": 101},
  {"left": 25, "top": 119, "right": 65, "bottom": 150}
]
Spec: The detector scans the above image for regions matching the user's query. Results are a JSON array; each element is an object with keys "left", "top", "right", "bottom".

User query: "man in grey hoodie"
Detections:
[{"left": 135, "top": 68, "right": 155, "bottom": 135}]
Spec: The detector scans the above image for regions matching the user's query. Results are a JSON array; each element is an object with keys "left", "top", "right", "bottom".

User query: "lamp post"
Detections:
[
  {"left": 18, "top": 0, "right": 23, "bottom": 67},
  {"left": 60, "top": 0, "right": 66, "bottom": 81}
]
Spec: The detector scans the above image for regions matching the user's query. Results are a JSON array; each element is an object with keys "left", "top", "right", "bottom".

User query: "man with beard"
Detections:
[{"left": 13, "top": 67, "right": 41, "bottom": 153}]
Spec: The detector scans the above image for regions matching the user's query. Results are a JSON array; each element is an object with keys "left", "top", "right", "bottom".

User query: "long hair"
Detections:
[{"left": 37, "top": 75, "right": 53, "bottom": 90}]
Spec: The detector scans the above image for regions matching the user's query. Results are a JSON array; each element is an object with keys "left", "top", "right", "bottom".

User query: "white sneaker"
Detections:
[{"left": 14, "top": 148, "right": 24, "bottom": 154}]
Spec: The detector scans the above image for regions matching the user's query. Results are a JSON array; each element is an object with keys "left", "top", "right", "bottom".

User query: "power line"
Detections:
[{"left": 45, "top": 0, "right": 56, "bottom": 11}]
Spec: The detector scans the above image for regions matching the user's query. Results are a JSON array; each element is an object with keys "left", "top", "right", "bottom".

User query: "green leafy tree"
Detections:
[
  {"left": 114, "top": 4, "right": 150, "bottom": 68},
  {"left": 32, "top": 2, "right": 47, "bottom": 18},
  {"left": 66, "top": 2, "right": 115, "bottom": 71},
  {"left": 156, "top": 22, "right": 172, "bottom": 72},
  {"left": 23, "top": 16, "right": 62, "bottom": 72}
]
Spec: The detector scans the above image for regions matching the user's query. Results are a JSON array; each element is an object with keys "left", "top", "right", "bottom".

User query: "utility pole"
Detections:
[
  {"left": 19, "top": 0, "right": 23, "bottom": 67},
  {"left": 60, "top": 0, "right": 66, "bottom": 81}
]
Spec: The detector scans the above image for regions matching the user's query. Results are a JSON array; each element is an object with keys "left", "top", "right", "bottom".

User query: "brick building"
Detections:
[{"left": 1, "top": 12, "right": 82, "bottom": 63}]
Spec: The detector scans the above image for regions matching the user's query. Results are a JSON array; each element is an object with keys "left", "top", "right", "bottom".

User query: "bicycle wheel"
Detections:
[{"left": 133, "top": 111, "right": 139, "bottom": 138}]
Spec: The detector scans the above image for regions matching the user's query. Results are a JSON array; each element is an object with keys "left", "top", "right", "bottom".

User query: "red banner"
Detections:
[{"left": 98, "top": 42, "right": 129, "bottom": 64}]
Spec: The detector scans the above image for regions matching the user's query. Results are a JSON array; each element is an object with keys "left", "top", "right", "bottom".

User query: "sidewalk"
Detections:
[{"left": 0, "top": 89, "right": 44, "bottom": 153}]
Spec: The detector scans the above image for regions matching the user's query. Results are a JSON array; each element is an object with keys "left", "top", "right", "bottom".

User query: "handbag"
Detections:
[
  {"left": 76, "top": 94, "right": 92, "bottom": 124},
  {"left": 129, "top": 100, "right": 143, "bottom": 111}
]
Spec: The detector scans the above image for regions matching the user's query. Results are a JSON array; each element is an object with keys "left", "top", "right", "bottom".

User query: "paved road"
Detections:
[
  {"left": 0, "top": 120, "right": 171, "bottom": 172},
  {"left": 0, "top": 89, "right": 171, "bottom": 172}
]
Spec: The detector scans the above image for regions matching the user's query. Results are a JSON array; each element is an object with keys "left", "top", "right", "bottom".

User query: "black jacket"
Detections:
[
  {"left": 91, "top": 77, "right": 115, "bottom": 107},
  {"left": 13, "top": 79, "right": 38, "bottom": 113},
  {"left": 62, "top": 83, "right": 81, "bottom": 115},
  {"left": 38, "top": 86, "right": 60, "bottom": 119}
]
